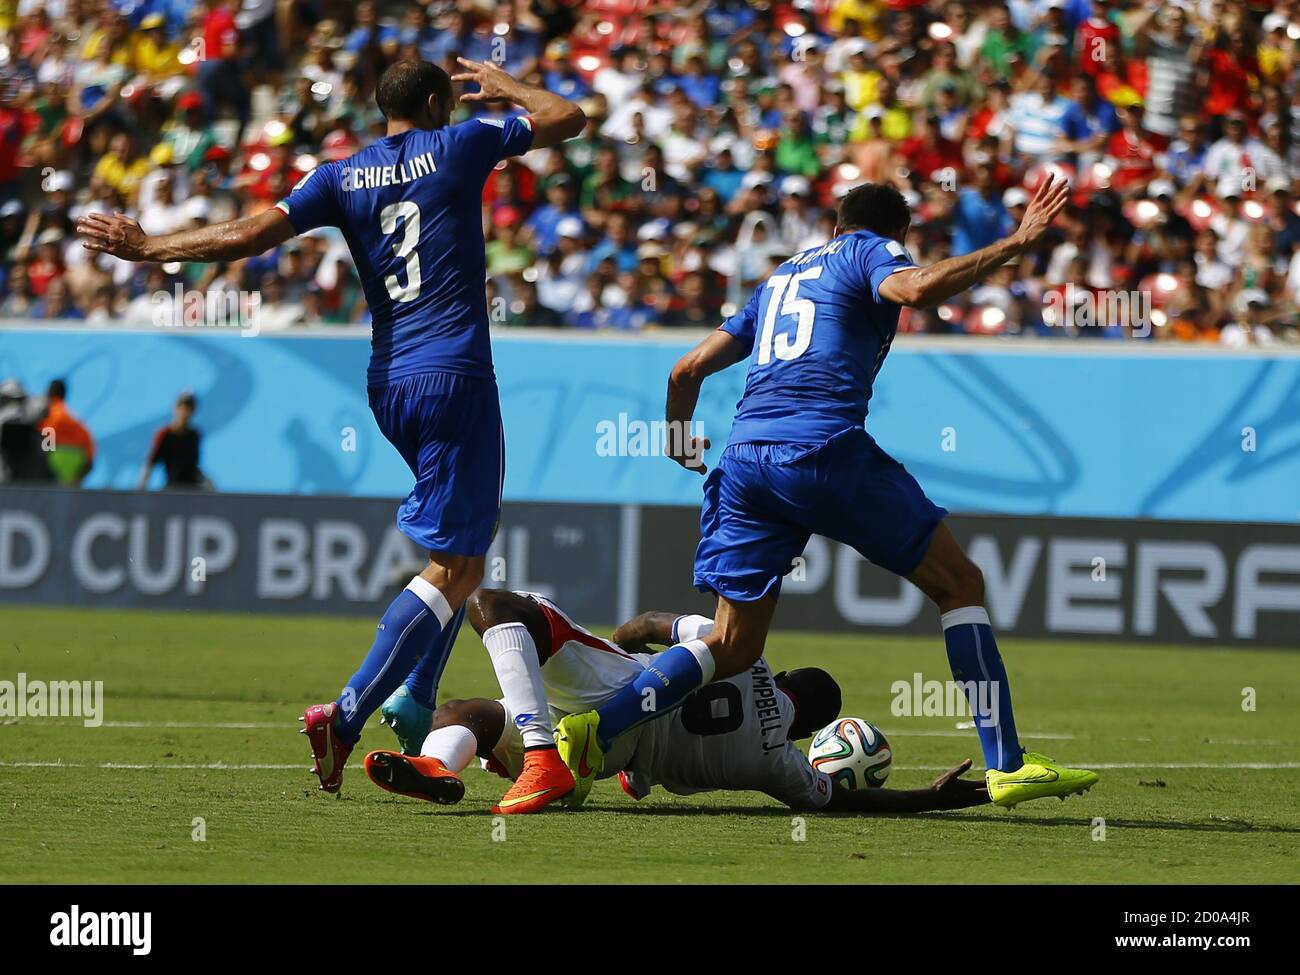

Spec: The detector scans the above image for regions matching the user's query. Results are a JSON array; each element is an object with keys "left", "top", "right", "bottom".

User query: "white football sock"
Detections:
[
  {"left": 483, "top": 622, "right": 554, "bottom": 749},
  {"left": 405, "top": 574, "right": 454, "bottom": 627},
  {"left": 420, "top": 724, "right": 478, "bottom": 772},
  {"left": 682, "top": 639, "right": 717, "bottom": 683}
]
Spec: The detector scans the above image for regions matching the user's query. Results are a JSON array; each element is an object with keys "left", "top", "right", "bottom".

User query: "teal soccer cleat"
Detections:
[{"left": 378, "top": 685, "right": 434, "bottom": 756}]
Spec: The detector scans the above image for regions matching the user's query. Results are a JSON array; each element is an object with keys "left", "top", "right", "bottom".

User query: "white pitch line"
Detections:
[
  {"left": 6, "top": 721, "right": 1299, "bottom": 750},
  {"left": 2, "top": 720, "right": 291, "bottom": 729},
  {"left": 904, "top": 763, "right": 1300, "bottom": 771},
  {"left": 1062, "top": 762, "right": 1300, "bottom": 770},
  {"left": 884, "top": 728, "right": 1077, "bottom": 740},
  {"left": 0, "top": 761, "right": 312, "bottom": 770},
  {"left": 6, "top": 720, "right": 1079, "bottom": 738},
  {"left": 2, "top": 761, "right": 1299, "bottom": 771},
  {"left": 100, "top": 721, "right": 288, "bottom": 729}
]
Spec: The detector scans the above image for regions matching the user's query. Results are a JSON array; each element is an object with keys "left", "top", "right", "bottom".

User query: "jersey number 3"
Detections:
[
  {"left": 380, "top": 201, "right": 422, "bottom": 303},
  {"left": 756, "top": 266, "right": 823, "bottom": 365}
]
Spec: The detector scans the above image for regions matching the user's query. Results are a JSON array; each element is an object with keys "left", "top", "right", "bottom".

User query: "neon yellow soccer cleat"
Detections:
[
  {"left": 986, "top": 751, "right": 1099, "bottom": 808},
  {"left": 554, "top": 711, "right": 604, "bottom": 808}
]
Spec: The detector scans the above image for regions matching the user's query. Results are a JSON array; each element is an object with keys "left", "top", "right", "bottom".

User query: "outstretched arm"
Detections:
[
  {"left": 664, "top": 329, "right": 747, "bottom": 474},
  {"left": 822, "top": 759, "right": 989, "bottom": 813},
  {"left": 451, "top": 57, "right": 587, "bottom": 150},
  {"left": 77, "top": 207, "right": 296, "bottom": 264},
  {"left": 879, "top": 174, "right": 1069, "bottom": 308}
]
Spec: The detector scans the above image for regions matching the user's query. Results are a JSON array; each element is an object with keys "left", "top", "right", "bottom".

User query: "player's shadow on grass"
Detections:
[
  {"left": 914, "top": 812, "right": 1300, "bottom": 835},
  {"left": 580, "top": 804, "right": 795, "bottom": 817},
  {"left": 403, "top": 804, "right": 796, "bottom": 818},
  {"left": 395, "top": 805, "right": 1300, "bottom": 832}
]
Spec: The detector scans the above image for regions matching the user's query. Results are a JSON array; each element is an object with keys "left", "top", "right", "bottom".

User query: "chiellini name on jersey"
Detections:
[{"left": 340, "top": 151, "right": 438, "bottom": 192}]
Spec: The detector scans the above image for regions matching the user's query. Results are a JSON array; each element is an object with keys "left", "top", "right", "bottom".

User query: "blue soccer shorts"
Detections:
[
  {"left": 693, "top": 427, "right": 948, "bottom": 602},
  {"left": 369, "top": 370, "right": 504, "bottom": 557}
]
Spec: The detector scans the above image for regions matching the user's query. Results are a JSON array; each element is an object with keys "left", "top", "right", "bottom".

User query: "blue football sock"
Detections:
[
  {"left": 594, "top": 641, "right": 715, "bottom": 748},
  {"left": 941, "top": 607, "right": 1023, "bottom": 772},
  {"left": 403, "top": 604, "right": 466, "bottom": 709},
  {"left": 334, "top": 577, "right": 452, "bottom": 744}
]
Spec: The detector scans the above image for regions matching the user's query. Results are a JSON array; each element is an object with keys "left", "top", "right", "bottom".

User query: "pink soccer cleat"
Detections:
[{"left": 300, "top": 703, "right": 354, "bottom": 793}]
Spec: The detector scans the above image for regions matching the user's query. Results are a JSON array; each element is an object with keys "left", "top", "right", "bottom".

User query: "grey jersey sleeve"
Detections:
[{"left": 765, "top": 741, "right": 834, "bottom": 810}]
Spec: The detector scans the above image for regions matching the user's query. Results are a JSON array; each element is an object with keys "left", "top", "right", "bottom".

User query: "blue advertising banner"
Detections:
[{"left": 2, "top": 326, "right": 1298, "bottom": 523}]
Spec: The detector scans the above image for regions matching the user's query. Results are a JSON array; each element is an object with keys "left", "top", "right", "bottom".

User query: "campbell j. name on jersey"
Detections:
[{"left": 751, "top": 660, "right": 787, "bottom": 754}]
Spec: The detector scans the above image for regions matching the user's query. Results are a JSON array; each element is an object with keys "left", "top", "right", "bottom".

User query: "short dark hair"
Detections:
[
  {"left": 47, "top": 378, "right": 67, "bottom": 400},
  {"left": 777, "top": 667, "right": 843, "bottom": 740},
  {"left": 375, "top": 60, "right": 452, "bottom": 123},
  {"left": 837, "top": 182, "right": 911, "bottom": 237}
]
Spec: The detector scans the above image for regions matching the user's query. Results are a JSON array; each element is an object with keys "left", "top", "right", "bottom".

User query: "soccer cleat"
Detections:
[
  {"left": 363, "top": 750, "right": 465, "bottom": 805},
  {"left": 379, "top": 684, "right": 434, "bottom": 756},
  {"left": 986, "top": 751, "right": 1099, "bottom": 808},
  {"left": 482, "top": 754, "right": 512, "bottom": 780},
  {"left": 490, "top": 747, "right": 575, "bottom": 815},
  {"left": 617, "top": 770, "right": 649, "bottom": 801},
  {"left": 301, "top": 702, "right": 353, "bottom": 794},
  {"left": 554, "top": 711, "right": 604, "bottom": 808}
]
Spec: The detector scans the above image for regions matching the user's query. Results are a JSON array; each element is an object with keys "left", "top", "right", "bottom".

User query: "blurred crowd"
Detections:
[{"left": 1, "top": 0, "right": 1299, "bottom": 343}]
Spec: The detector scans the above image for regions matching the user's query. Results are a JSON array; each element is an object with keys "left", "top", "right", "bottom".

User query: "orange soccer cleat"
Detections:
[
  {"left": 363, "top": 750, "right": 466, "bottom": 805},
  {"left": 490, "top": 747, "right": 575, "bottom": 815}
]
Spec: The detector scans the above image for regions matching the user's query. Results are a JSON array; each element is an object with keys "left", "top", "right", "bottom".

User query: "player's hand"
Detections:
[
  {"left": 614, "top": 636, "right": 654, "bottom": 654},
  {"left": 667, "top": 433, "right": 711, "bottom": 475},
  {"left": 1012, "top": 173, "right": 1070, "bottom": 249},
  {"left": 77, "top": 211, "right": 151, "bottom": 261},
  {"left": 929, "top": 759, "right": 990, "bottom": 808},
  {"left": 611, "top": 622, "right": 650, "bottom": 654},
  {"left": 452, "top": 58, "right": 522, "bottom": 104}
]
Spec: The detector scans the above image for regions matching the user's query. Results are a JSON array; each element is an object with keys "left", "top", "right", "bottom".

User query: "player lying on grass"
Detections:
[
  {"left": 553, "top": 177, "right": 1099, "bottom": 810},
  {"left": 77, "top": 58, "right": 585, "bottom": 794},
  {"left": 363, "top": 589, "right": 989, "bottom": 814}
]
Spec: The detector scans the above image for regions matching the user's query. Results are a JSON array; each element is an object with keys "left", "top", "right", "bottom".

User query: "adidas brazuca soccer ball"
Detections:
[{"left": 809, "top": 718, "right": 892, "bottom": 789}]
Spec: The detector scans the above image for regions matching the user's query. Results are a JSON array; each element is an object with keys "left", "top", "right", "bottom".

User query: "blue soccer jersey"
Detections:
[
  {"left": 719, "top": 230, "right": 916, "bottom": 446},
  {"left": 692, "top": 229, "right": 944, "bottom": 601},
  {"left": 276, "top": 115, "right": 534, "bottom": 385}
]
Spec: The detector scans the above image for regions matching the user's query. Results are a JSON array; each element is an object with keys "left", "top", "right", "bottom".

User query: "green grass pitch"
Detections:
[{"left": 2, "top": 606, "right": 1298, "bottom": 884}]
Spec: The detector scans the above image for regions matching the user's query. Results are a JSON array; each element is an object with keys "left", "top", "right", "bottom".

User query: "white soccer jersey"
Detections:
[
  {"left": 608, "top": 615, "right": 834, "bottom": 810},
  {"left": 487, "top": 602, "right": 832, "bottom": 809},
  {"left": 519, "top": 592, "right": 653, "bottom": 715}
]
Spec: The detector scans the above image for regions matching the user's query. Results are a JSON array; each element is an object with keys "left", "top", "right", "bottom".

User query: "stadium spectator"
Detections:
[
  {"left": 139, "top": 391, "right": 207, "bottom": 490},
  {"left": 0, "top": 0, "right": 1295, "bottom": 343},
  {"left": 1137, "top": 3, "right": 1199, "bottom": 140},
  {"left": 34, "top": 277, "right": 81, "bottom": 320},
  {"left": 0, "top": 83, "right": 27, "bottom": 203},
  {"left": 197, "top": 0, "right": 251, "bottom": 148},
  {"left": 1007, "top": 71, "right": 1074, "bottom": 158},
  {"left": 950, "top": 162, "right": 1011, "bottom": 255}
]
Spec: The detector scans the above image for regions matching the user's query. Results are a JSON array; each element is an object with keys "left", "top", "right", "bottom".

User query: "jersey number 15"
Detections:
[{"left": 756, "top": 266, "right": 823, "bottom": 365}]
